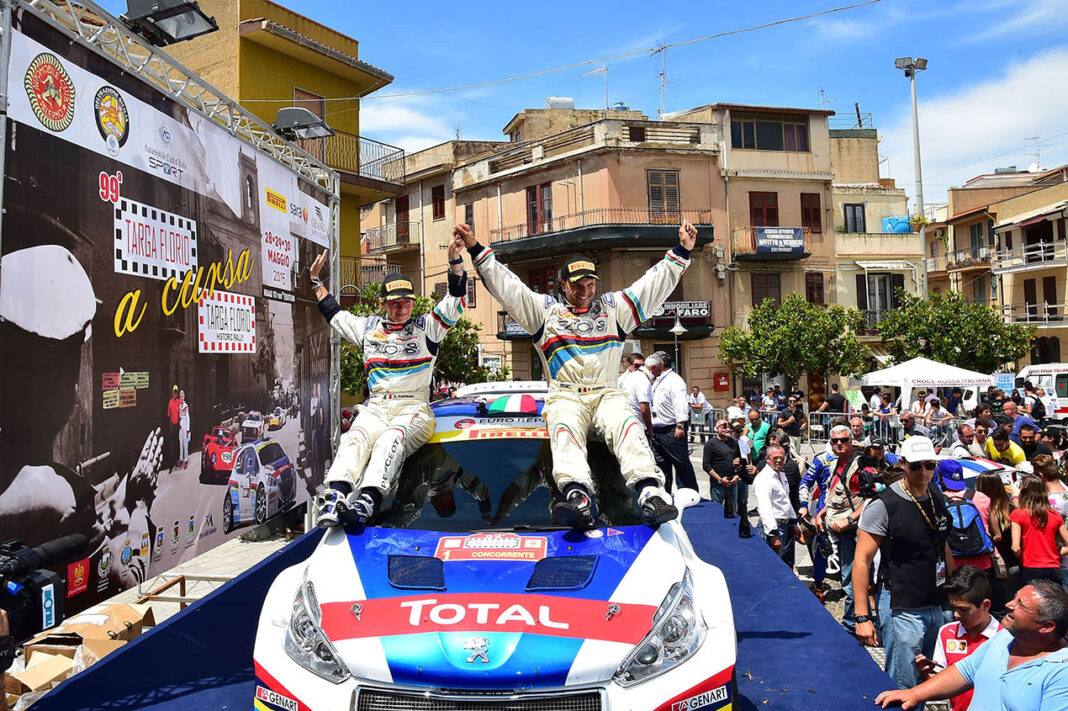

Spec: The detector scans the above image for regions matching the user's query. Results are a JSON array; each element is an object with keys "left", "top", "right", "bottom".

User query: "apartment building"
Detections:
[
  {"left": 166, "top": 0, "right": 405, "bottom": 293},
  {"left": 366, "top": 101, "right": 919, "bottom": 402},
  {"left": 992, "top": 180, "right": 1068, "bottom": 365}
]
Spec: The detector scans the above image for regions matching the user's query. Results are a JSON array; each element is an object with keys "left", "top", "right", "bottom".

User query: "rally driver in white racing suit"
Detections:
[
  {"left": 308, "top": 241, "right": 468, "bottom": 527},
  {"left": 453, "top": 221, "right": 697, "bottom": 529}
]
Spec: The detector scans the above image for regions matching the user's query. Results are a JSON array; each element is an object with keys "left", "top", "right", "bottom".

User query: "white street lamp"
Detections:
[
  {"left": 896, "top": 56, "right": 929, "bottom": 295},
  {"left": 669, "top": 316, "right": 687, "bottom": 373}
]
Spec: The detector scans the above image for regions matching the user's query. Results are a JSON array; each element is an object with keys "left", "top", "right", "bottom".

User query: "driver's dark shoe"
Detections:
[
  {"left": 553, "top": 485, "right": 596, "bottom": 530},
  {"left": 639, "top": 486, "right": 678, "bottom": 528}
]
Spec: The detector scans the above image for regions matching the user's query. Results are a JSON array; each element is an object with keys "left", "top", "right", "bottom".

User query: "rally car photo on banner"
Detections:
[{"left": 253, "top": 384, "right": 737, "bottom": 711}]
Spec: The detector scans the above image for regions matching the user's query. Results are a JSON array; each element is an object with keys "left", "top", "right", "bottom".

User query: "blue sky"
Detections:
[{"left": 100, "top": 0, "right": 1068, "bottom": 209}]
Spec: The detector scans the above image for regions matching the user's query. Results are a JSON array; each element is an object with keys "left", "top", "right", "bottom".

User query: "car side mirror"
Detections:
[{"left": 673, "top": 487, "right": 701, "bottom": 513}]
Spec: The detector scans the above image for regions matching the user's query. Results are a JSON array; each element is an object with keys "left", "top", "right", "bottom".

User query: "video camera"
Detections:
[{"left": 0, "top": 534, "right": 87, "bottom": 655}]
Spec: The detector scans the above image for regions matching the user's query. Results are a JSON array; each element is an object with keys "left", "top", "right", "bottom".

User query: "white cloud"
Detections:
[
  {"left": 967, "top": 0, "right": 1068, "bottom": 41},
  {"left": 359, "top": 101, "right": 451, "bottom": 137},
  {"left": 879, "top": 47, "right": 1068, "bottom": 207}
]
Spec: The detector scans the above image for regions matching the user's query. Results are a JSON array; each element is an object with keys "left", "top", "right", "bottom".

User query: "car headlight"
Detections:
[
  {"left": 283, "top": 576, "right": 351, "bottom": 683},
  {"left": 614, "top": 569, "right": 706, "bottom": 687}
]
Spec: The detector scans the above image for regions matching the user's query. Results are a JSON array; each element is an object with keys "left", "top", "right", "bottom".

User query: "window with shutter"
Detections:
[
  {"left": 432, "top": 185, "right": 446, "bottom": 220},
  {"left": 749, "top": 192, "right": 779, "bottom": 227},
  {"left": 647, "top": 169, "right": 680, "bottom": 223},
  {"left": 464, "top": 203, "right": 474, "bottom": 236},
  {"left": 843, "top": 203, "right": 865, "bottom": 233},
  {"left": 751, "top": 272, "right": 781, "bottom": 306},
  {"left": 801, "top": 193, "right": 821, "bottom": 233},
  {"left": 805, "top": 272, "right": 824, "bottom": 305},
  {"left": 433, "top": 282, "right": 446, "bottom": 299}
]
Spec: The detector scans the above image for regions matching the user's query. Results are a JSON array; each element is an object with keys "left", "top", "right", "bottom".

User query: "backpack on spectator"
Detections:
[
  {"left": 946, "top": 497, "right": 994, "bottom": 558},
  {"left": 1031, "top": 396, "right": 1046, "bottom": 421}
]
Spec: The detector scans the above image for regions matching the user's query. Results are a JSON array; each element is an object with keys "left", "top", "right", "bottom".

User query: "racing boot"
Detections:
[
  {"left": 553, "top": 484, "right": 596, "bottom": 530},
  {"left": 638, "top": 485, "right": 678, "bottom": 528},
  {"left": 349, "top": 488, "right": 381, "bottom": 524},
  {"left": 314, "top": 481, "right": 353, "bottom": 529}
]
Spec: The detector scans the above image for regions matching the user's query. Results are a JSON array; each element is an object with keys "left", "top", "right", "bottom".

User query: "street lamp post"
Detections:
[
  {"left": 669, "top": 316, "right": 687, "bottom": 374},
  {"left": 895, "top": 56, "right": 929, "bottom": 296}
]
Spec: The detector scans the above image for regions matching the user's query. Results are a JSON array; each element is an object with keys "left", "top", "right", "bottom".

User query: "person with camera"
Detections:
[
  {"left": 811, "top": 424, "right": 867, "bottom": 634},
  {"left": 854, "top": 436, "right": 957, "bottom": 700}
]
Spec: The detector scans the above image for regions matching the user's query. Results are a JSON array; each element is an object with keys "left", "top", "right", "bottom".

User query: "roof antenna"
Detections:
[{"left": 652, "top": 46, "right": 668, "bottom": 119}]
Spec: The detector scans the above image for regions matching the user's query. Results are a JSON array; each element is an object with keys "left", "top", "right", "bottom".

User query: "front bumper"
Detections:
[{"left": 253, "top": 561, "right": 737, "bottom": 711}]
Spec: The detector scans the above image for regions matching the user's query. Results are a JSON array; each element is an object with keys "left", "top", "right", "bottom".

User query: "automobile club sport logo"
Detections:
[
  {"left": 94, "top": 86, "right": 129, "bottom": 156},
  {"left": 24, "top": 52, "right": 75, "bottom": 131}
]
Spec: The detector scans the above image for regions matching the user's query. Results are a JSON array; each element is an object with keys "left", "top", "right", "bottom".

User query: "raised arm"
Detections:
[
  {"left": 612, "top": 221, "right": 696, "bottom": 333},
  {"left": 310, "top": 250, "right": 370, "bottom": 346},
  {"left": 423, "top": 236, "right": 469, "bottom": 345},
  {"left": 455, "top": 223, "right": 548, "bottom": 337}
]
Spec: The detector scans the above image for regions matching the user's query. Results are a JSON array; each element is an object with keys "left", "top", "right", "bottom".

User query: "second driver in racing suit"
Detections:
[
  {"left": 309, "top": 241, "right": 468, "bottom": 527},
  {"left": 453, "top": 221, "right": 698, "bottom": 529}
]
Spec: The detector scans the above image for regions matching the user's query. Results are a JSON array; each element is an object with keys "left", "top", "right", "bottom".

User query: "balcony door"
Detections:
[
  {"left": 526, "top": 183, "right": 553, "bottom": 236},
  {"left": 647, "top": 169, "right": 680, "bottom": 224},
  {"left": 395, "top": 195, "right": 410, "bottom": 243}
]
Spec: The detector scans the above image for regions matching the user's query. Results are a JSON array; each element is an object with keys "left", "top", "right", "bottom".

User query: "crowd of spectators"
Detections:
[{"left": 684, "top": 378, "right": 1068, "bottom": 709}]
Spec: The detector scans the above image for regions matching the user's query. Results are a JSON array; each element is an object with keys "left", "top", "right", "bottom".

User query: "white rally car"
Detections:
[{"left": 253, "top": 387, "right": 736, "bottom": 711}]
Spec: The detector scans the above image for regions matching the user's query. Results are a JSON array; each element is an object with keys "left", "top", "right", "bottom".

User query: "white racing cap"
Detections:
[{"left": 0, "top": 244, "right": 97, "bottom": 340}]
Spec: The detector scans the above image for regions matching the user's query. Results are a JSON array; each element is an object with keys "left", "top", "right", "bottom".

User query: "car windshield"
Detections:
[
  {"left": 247, "top": 413, "right": 261, "bottom": 421},
  {"left": 377, "top": 439, "right": 642, "bottom": 532},
  {"left": 258, "top": 442, "right": 286, "bottom": 464}
]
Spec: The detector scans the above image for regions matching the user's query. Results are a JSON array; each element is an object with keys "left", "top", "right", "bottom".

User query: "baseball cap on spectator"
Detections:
[
  {"left": 870, "top": 437, "right": 886, "bottom": 448},
  {"left": 938, "top": 460, "right": 966, "bottom": 491},
  {"left": 900, "top": 436, "right": 936, "bottom": 462}
]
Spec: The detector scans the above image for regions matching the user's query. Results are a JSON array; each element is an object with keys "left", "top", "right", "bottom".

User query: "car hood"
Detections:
[{"left": 308, "top": 525, "right": 683, "bottom": 690}]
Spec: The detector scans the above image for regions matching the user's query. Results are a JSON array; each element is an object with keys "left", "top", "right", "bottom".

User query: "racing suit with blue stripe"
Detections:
[
  {"left": 468, "top": 242, "right": 690, "bottom": 493},
  {"left": 318, "top": 270, "right": 467, "bottom": 495}
]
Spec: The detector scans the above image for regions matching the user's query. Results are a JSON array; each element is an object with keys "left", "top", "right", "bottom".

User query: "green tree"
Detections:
[
  {"left": 876, "top": 290, "right": 1033, "bottom": 372},
  {"left": 718, "top": 293, "right": 872, "bottom": 380},
  {"left": 338, "top": 283, "right": 508, "bottom": 397}
]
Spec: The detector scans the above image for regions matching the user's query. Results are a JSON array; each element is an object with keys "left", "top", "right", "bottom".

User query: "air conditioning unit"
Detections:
[{"left": 622, "top": 339, "right": 642, "bottom": 356}]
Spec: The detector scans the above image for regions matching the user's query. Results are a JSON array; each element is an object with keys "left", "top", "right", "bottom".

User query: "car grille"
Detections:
[{"left": 355, "top": 688, "right": 602, "bottom": 711}]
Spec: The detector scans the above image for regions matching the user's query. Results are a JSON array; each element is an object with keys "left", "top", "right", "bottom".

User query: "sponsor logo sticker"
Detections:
[
  {"left": 567, "top": 260, "right": 595, "bottom": 274},
  {"left": 435, "top": 532, "right": 547, "bottom": 562},
  {"left": 66, "top": 557, "right": 90, "bottom": 598},
  {"left": 41, "top": 584, "right": 55, "bottom": 630},
  {"left": 255, "top": 685, "right": 298, "bottom": 711},
  {"left": 385, "top": 278, "right": 413, "bottom": 293},
  {"left": 94, "top": 86, "right": 129, "bottom": 156},
  {"left": 24, "top": 53, "right": 75, "bottom": 131},
  {"left": 265, "top": 189, "right": 287, "bottom": 212},
  {"left": 671, "top": 685, "right": 729, "bottom": 711}
]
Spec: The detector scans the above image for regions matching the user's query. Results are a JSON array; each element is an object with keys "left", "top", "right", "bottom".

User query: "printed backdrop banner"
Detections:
[{"left": 0, "top": 14, "right": 335, "bottom": 618}]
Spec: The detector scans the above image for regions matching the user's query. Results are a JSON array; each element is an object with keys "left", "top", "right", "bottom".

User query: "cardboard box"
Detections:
[
  {"left": 5, "top": 652, "right": 73, "bottom": 695},
  {"left": 26, "top": 603, "right": 154, "bottom": 647},
  {"left": 24, "top": 638, "right": 125, "bottom": 666}
]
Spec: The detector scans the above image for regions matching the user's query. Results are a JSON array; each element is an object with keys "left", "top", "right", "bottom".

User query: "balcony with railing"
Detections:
[
  {"left": 858, "top": 309, "right": 891, "bottom": 335},
  {"left": 309, "top": 130, "right": 404, "bottom": 198},
  {"left": 1001, "top": 302, "right": 1068, "bottom": 327},
  {"left": 364, "top": 222, "right": 422, "bottom": 254},
  {"left": 946, "top": 244, "right": 993, "bottom": 271},
  {"left": 487, "top": 208, "right": 714, "bottom": 259},
  {"left": 993, "top": 240, "right": 1068, "bottom": 274},
  {"left": 731, "top": 226, "right": 812, "bottom": 260}
]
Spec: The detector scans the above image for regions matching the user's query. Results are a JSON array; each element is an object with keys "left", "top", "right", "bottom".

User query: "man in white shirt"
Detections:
[
  {"left": 753, "top": 443, "right": 800, "bottom": 565},
  {"left": 690, "top": 386, "right": 716, "bottom": 443},
  {"left": 620, "top": 353, "right": 654, "bottom": 438},
  {"left": 647, "top": 351, "right": 697, "bottom": 492}
]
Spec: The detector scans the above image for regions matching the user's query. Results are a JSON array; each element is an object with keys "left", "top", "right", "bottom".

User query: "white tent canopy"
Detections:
[{"left": 860, "top": 357, "right": 996, "bottom": 409}]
